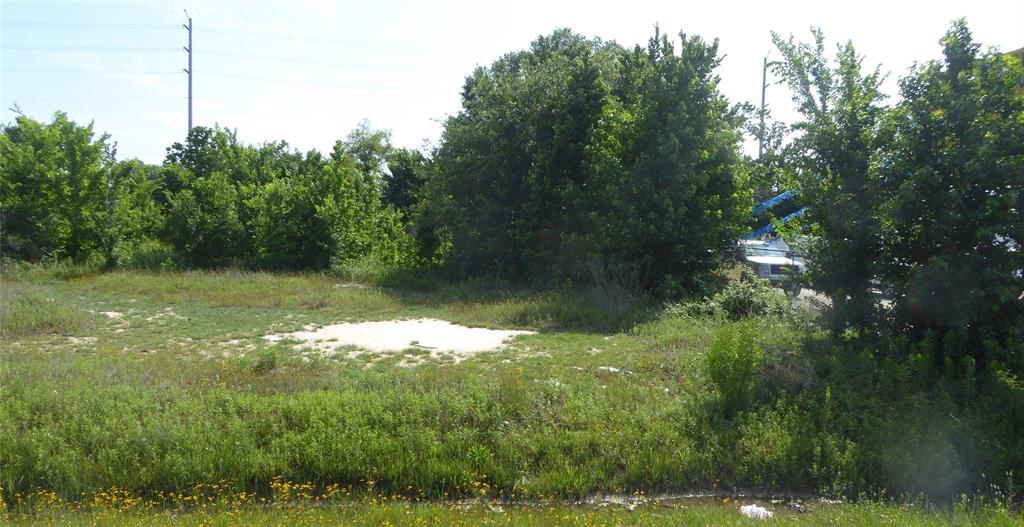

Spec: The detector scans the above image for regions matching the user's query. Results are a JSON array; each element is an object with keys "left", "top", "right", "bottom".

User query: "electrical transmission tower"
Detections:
[{"left": 182, "top": 11, "right": 192, "bottom": 133}]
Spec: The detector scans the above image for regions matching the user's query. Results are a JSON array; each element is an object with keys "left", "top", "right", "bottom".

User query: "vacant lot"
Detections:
[{"left": 1, "top": 269, "right": 1019, "bottom": 525}]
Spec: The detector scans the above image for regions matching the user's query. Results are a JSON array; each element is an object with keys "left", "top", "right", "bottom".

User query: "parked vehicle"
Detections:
[{"left": 739, "top": 237, "right": 805, "bottom": 296}]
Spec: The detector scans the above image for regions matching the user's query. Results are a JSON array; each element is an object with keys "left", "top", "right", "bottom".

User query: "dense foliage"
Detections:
[
  {"left": 1, "top": 119, "right": 411, "bottom": 271},
  {"left": 771, "top": 30, "right": 886, "bottom": 334},
  {"left": 771, "top": 20, "right": 1023, "bottom": 352},
  {"left": 875, "top": 22, "right": 1024, "bottom": 349},
  {"left": 666, "top": 275, "right": 793, "bottom": 320},
  {"left": 762, "top": 22, "right": 1024, "bottom": 498},
  {"left": 0, "top": 114, "right": 170, "bottom": 268},
  {"left": 418, "top": 29, "right": 749, "bottom": 294}
]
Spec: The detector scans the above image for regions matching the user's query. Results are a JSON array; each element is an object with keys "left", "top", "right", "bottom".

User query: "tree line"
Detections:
[
  {"left": 2, "top": 20, "right": 1022, "bottom": 351},
  {"left": 1, "top": 118, "right": 421, "bottom": 272}
]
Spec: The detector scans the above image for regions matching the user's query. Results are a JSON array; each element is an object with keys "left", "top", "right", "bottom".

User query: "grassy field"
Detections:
[
  {"left": 5, "top": 496, "right": 1021, "bottom": 526},
  {"left": 1, "top": 267, "right": 1021, "bottom": 524}
]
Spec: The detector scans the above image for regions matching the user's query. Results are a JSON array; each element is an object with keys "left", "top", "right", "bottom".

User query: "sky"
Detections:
[{"left": 2, "top": 0, "right": 1022, "bottom": 164}]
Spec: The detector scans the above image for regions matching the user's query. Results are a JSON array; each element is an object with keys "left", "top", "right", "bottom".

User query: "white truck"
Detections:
[{"left": 740, "top": 237, "right": 805, "bottom": 296}]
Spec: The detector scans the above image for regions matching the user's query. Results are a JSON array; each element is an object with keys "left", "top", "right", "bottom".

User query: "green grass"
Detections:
[
  {"left": 0, "top": 283, "right": 87, "bottom": 338},
  {"left": 1, "top": 269, "right": 1021, "bottom": 524},
  {"left": 6, "top": 498, "right": 1022, "bottom": 526}
]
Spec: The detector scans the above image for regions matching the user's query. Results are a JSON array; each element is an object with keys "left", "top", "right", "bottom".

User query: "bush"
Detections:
[
  {"left": 667, "top": 276, "right": 792, "bottom": 320},
  {"left": 247, "top": 178, "right": 333, "bottom": 270},
  {"left": 252, "top": 348, "right": 278, "bottom": 374},
  {"left": 112, "top": 239, "right": 176, "bottom": 270},
  {"left": 704, "top": 323, "right": 762, "bottom": 413},
  {"left": 587, "top": 258, "right": 644, "bottom": 319},
  {"left": 0, "top": 258, "right": 103, "bottom": 282},
  {"left": 163, "top": 172, "right": 245, "bottom": 268}
]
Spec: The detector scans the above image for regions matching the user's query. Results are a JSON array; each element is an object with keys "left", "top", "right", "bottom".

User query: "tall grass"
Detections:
[
  {"left": 1, "top": 269, "right": 1022, "bottom": 513},
  {"left": 0, "top": 289, "right": 85, "bottom": 338}
]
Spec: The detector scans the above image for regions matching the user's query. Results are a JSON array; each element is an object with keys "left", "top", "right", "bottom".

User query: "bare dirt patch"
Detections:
[{"left": 264, "top": 318, "right": 535, "bottom": 363}]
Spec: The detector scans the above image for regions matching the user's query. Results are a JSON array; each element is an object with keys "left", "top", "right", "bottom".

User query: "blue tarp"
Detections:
[
  {"left": 743, "top": 207, "right": 808, "bottom": 240},
  {"left": 751, "top": 191, "right": 794, "bottom": 216}
]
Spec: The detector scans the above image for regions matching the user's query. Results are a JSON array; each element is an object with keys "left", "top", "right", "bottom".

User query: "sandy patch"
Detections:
[
  {"left": 145, "top": 308, "right": 185, "bottom": 322},
  {"left": 264, "top": 318, "right": 535, "bottom": 362}
]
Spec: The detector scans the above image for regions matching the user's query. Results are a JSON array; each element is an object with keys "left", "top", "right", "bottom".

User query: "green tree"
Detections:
[
  {"left": 420, "top": 29, "right": 746, "bottom": 293},
  {"left": 163, "top": 172, "right": 244, "bottom": 267},
  {"left": 319, "top": 143, "right": 411, "bottom": 267},
  {"left": 245, "top": 146, "right": 410, "bottom": 271},
  {"left": 342, "top": 120, "right": 392, "bottom": 191},
  {"left": 163, "top": 126, "right": 244, "bottom": 181},
  {"left": 772, "top": 29, "right": 887, "bottom": 334},
  {"left": 0, "top": 111, "right": 115, "bottom": 261},
  {"left": 383, "top": 147, "right": 427, "bottom": 215},
  {"left": 159, "top": 124, "right": 412, "bottom": 270},
  {"left": 610, "top": 30, "right": 749, "bottom": 295},
  {"left": 876, "top": 20, "right": 1024, "bottom": 349},
  {"left": 105, "top": 160, "right": 164, "bottom": 266},
  {"left": 246, "top": 176, "right": 328, "bottom": 270}
]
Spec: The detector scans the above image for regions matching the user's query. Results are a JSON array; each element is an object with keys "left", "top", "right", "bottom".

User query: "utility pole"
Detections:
[
  {"left": 182, "top": 10, "right": 192, "bottom": 134},
  {"left": 758, "top": 55, "right": 767, "bottom": 159}
]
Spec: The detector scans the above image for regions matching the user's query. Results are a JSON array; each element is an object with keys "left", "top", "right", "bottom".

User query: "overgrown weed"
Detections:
[{"left": 0, "top": 286, "right": 86, "bottom": 338}]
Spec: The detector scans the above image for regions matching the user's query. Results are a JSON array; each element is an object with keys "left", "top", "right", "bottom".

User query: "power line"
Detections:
[
  {"left": 3, "top": 45, "right": 457, "bottom": 72},
  {"left": 4, "top": 45, "right": 179, "bottom": 52},
  {"left": 200, "top": 27, "right": 469, "bottom": 54},
  {"left": 197, "top": 49, "right": 456, "bottom": 72},
  {"left": 1, "top": 21, "right": 179, "bottom": 29},
  {"left": 1, "top": 66, "right": 181, "bottom": 74},
  {"left": 1, "top": 66, "right": 453, "bottom": 93},
  {"left": 4, "top": 96, "right": 184, "bottom": 101},
  {"left": 197, "top": 71, "right": 451, "bottom": 94},
  {"left": 2, "top": 20, "right": 471, "bottom": 54},
  {"left": 4, "top": 0, "right": 294, "bottom": 6}
]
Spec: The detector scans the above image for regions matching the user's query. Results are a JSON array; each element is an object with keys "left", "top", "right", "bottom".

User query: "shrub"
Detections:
[
  {"left": 587, "top": 258, "right": 644, "bottom": 319},
  {"left": 667, "top": 276, "right": 792, "bottom": 320},
  {"left": 112, "top": 239, "right": 176, "bottom": 271},
  {"left": 252, "top": 348, "right": 278, "bottom": 374},
  {"left": 247, "top": 177, "right": 333, "bottom": 270},
  {"left": 704, "top": 323, "right": 762, "bottom": 413},
  {"left": 163, "top": 172, "right": 245, "bottom": 268}
]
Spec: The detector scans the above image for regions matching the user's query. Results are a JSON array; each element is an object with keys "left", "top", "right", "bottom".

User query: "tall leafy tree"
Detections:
[
  {"left": 876, "top": 20, "right": 1024, "bottom": 349},
  {"left": 420, "top": 29, "right": 746, "bottom": 293},
  {"left": 383, "top": 147, "right": 427, "bottom": 215},
  {"left": 610, "top": 30, "right": 749, "bottom": 295},
  {"left": 318, "top": 143, "right": 411, "bottom": 267},
  {"left": 163, "top": 126, "right": 244, "bottom": 182},
  {"left": 772, "top": 29, "right": 886, "bottom": 334},
  {"left": 342, "top": 120, "right": 392, "bottom": 191},
  {"left": 163, "top": 171, "right": 245, "bottom": 267},
  {"left": 105, "top": 159, "right": 164, "bottom": 266},
  {"left": 0, "top": 112, "right": 115, "bottom": 261}
]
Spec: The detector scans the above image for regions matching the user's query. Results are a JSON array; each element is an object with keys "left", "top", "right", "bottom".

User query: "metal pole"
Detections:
[
  {"left": 759, "top": 55, "right": 767, "bottom": 159},
  {"left": 183, "top": 11, "right": 192, "bottom": 134}
]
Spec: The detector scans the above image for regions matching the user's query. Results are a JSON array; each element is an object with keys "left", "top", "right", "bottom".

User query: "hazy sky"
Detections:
[{"left": 2, "top": 0, "right": 1022, "bottom": 164}]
